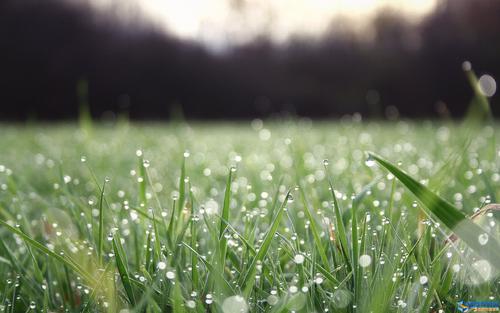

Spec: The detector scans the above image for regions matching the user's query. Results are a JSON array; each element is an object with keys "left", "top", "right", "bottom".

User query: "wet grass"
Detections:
[{"left": 0, "top": 120, "right": 499, "bottom": 312}]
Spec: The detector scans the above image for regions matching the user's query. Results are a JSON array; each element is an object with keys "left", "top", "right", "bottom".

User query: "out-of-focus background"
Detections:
[{"left": 1, "top": 0, "right": 499, "bottom": 120}]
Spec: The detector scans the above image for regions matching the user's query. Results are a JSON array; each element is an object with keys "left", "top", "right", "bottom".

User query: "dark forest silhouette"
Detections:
[{"left": 1, "top": 0, "right": 499, "bottom": 120}]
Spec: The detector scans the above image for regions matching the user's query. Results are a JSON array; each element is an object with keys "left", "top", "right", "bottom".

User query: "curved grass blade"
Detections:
[
  {"left": 0, "top": 219, "right": 97, "bottom": 285},
  {"left": 368, "top": 152, "right": 500, "bottom": 270}
]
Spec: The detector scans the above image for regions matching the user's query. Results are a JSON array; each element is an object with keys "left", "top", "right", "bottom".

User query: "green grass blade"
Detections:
[
  {"left": 112, "top": 235, "right": 136, "bottom": 306},
  {"left": 241, "top": 190, "right": 291, "bottom": 296},
  {"left": 81, "top": 262, "right": 113, "bottom": 313},
  {"left": 350, "top": 198, "right": 359, "bottom": 304},
  {"left": 151, "top": 210, "right": 161, "bottom": 269},
  {"left": 324, "top": 165, "right": 351, "bottom": 270},
  {"left": 137, "top": 151, "right": 147, "bottom": 206},
  {"left": 97, "top": 178, "right": 107, "bottom": 265},
  {"left": 182, "top": 242, "right": 234, "bottom": 295},
  {"left": 368, "top": 152, "right": 500, "bottom": 270},
  {"left": 298, "top": 187, "right": 331, "bottom": 272},
  {"left": 219, "top": 168, "right": 233, "bottom": 273},
  {"left": 463, "top": 64, "right": 492, "bottom": 120},
  {"left": 176, "top": 155, "right": 186, "bottom": 225},
  {"left": 0, "top": 219, "right": 97, "bottom": 285}
]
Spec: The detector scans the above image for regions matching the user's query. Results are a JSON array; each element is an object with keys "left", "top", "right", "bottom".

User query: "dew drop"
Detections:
[
  {"left": 462, "top": 61, "right": 472, "bottom": 71},
  {"left": 293, "top": 254, "right": 305, "bottom": 264},
  {"left": 332, "top": 289, "right": 351, "bottom": 309},
  {"left": 186, "top": 300, "right": 196, "bottom": 308},
  {"left": 323, "top": 159, "right": 329, "bottom": 166},
  {"left": 365, "top": 155, "right": 376, "bottom": 167},
  {"left": 470, "top": 260, "right": 492, "bottom": 284},
  {"left": 478, "top": 74, "right": 497, "bottom": 97},
  {"left": 267, "top": 295, "right": 279, "bottom": 306},
  {"left": 166, "top": 271, "right": 175, "bottom": 280},
  {"left": 222, "top": 295, "right": 249, "bottom": 313},
  {"left": 157, "top": 262, "right": 166, "bottom": 270},
  {"left": 478, "top": 233, "right": 489, "bottom": 245},
  {"left": 419, "top": 275, "right": 428, "bottom": 285},
  {"left": 359, "top": 254, "right": 372, "bottom": 268},
  {"left": 80, "top": 156, "right": 87, "bottom": 163}
]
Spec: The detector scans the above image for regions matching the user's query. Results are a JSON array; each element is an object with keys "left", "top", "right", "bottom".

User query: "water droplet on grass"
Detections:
[
  {"left": 478, "top": 233, "right": 489, "bottom": 245},
  {"left": 222, "top": 295, "right": 248, "bottom": 313},
  {"left": 478, "top": 74, "right": 497, "bottom": 97},
  {"left": 186, "top": 300, "right": 196, "bottom": 308},
  {"left": 332, "top": 289, "right": 351, "bottom": 309},
  {"left": 365, "top": 155, "right": 375, "bottom": 167},
  {"left": 293, "top": 254, "right": 305, "bottom": 264},
  {"left": 462, "top": 61, "right": 472, "bottom": 71},
  {"left": 314, "top": 276, "right": 324, "bottom": 284},
  {"left": 359, "top": 254, "right": 372, "bottom": 268},
  {"left": 419, "top": 275, "right": 428, "bottom": 285},
  {"left": 267, "top": 295, "right": 279, "bottom": 305},
  {"left": 469, "top": 260, "right": 492, "bottom": 284},
  {"left": 157, "top": 262, "right": 166, "bottom": 270},
  {"left": 166, "top": 271, "right": 175, "bottom": 280}
]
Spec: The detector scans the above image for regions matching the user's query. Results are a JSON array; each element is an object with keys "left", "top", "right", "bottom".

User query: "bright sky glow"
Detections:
[{"left": 86, "top": 0, "right": 438, "bottom": 48}]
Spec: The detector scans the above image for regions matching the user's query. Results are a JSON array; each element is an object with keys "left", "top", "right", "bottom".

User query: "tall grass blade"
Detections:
[
  {"left": 0, "top": 219, "right": 97, "bottom": 285},
  {"left": 219, "top": 168, "right": 233, "bottom": 274},
  {"left": 298, "top": 187, "right": 331, "bottom": 272},
  {"left": 97, "top": 178, "right": 107, "bottom": 265},
  {"left": 368, "top": 152, "right": 500, "bottom": 270},
  {"left": 324, "top": 166, "right": 351, "bottom": 270},
  {"left": 112, "top": 235, "right": 136, "bottom": 306},
  {"left": 241, "top": 190, "right": 291, "bottom": 296},
  {"left": 463, "top": 64, "right": 492, "bottom": 121}
]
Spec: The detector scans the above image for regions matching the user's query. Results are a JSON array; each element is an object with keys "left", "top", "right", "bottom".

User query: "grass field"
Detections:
[{"left": 0, "top": 120, "right": 499, "bottom": 312}]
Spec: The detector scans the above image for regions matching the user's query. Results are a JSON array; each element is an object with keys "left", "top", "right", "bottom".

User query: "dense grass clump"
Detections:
[{"left": 0, "top": 121, "right": 499, "bottom": 312}]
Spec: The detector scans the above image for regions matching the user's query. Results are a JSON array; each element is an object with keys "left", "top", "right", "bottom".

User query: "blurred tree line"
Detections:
[{"left": 0, "top": 0, "right": 499, "bottom": 120}]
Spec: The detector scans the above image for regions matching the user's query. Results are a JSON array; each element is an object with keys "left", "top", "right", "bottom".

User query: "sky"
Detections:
[{"left": 86, "top": 0, "right": 438, "bottom": 49}]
